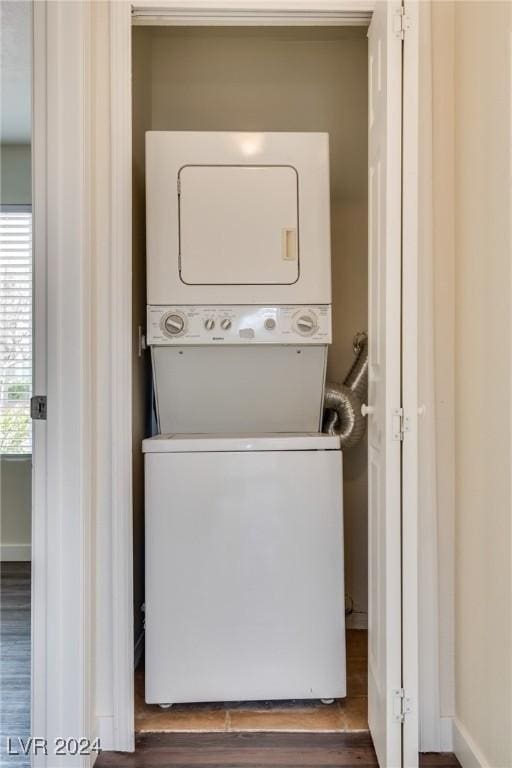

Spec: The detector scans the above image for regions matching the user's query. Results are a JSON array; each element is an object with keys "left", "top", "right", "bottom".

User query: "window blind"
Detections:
[{"left": 0, "top": 209, "right": 32, "bottom": 454}]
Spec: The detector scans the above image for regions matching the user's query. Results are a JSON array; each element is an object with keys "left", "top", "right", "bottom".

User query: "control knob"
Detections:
[
  {"left": 204, "top": 318, "right": 215, "bottom": 330},
  {"left": 164, "top": 313, "right": 185, "bottom": 336},
  {"left": 220, "top": 318, "right": 232, "bottom": 330},
  {"left": 296, "top": 314, "right": 317, "bottom": 335}
]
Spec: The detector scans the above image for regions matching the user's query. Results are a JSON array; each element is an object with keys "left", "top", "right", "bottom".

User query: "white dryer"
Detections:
[{"left": 145, "top": 131, "right": 331, "bottom": 307}]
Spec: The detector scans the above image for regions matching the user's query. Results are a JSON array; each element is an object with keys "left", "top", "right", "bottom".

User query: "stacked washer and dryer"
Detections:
[{"left": 143, "top": 132, "right": 346, "bottom": 705}]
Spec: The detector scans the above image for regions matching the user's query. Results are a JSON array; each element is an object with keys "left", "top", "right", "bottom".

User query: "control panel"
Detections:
[{"left": 147, "top": 305, "right": 332, "bottom": 345}]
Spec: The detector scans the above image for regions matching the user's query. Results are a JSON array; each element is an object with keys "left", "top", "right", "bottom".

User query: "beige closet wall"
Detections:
[
  {"left": 132, "top": 25, "right": 369, "bottom": 619},
  {"left": 433, "top": 2, "right": 512, "bottom": 763}
]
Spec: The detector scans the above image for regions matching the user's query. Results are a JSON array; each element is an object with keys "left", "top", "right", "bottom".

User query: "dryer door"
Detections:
[{"left": 178, "top": 165, "right": 299, "bottom": 286}]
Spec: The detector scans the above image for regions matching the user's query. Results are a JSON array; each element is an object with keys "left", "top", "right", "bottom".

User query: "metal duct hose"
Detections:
[{"left": 323, "top": 332, "right": 368, "bottom": 449}]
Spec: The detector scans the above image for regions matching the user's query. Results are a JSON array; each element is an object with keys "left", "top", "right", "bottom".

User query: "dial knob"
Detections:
[
  {"left": 164, "top": 313, "right": 185, "bottom": 336},
  {"left": 296, "top": 315, "right": 317, "bottom": 335},
  {"left": 264, "top": 318, "right": 276, "bottom": 331},
  {"left": 204, "top": 318, "right": 215, "bottom": 331},
  {"left": 220, "top": 318, "right": 232, "bottom": 330}
]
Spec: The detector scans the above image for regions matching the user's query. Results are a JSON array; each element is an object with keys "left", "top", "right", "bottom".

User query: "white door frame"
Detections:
[
  {"left": 32, "top": 2, "right": 94, "bottom": 766},
  {"left": 109, "top": 1, "right": 136, "bottom": 751},
  {"left": 402, "top": 0, "right": 420, "bottom": 759},
  {"left": 32, "top": 0, "right": 440, "bottom": 762}
]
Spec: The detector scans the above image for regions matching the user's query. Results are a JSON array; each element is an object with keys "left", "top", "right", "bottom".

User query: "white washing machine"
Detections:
[
  {"left": 143, "top": 433, "right": 345, "bottom": 704},
  {"left": 144, "top": 131, "right": 345, "bottom": 704}
]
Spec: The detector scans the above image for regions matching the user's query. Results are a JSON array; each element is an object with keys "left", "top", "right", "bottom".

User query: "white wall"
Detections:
[
  {"left": 132, "top": 24, "right": 369, "bottom": 621},
  {"left": 452, "top": 3, "right": 512, "bottom": 765},
  {"left": 432, "top": 1, "right": 512, "bottom": 764},
  {"left": 0, "top": 456, "right": 31, "bottom": 560},
  {"left": 0, "top": 143, "right": 31, "bottom": 561}
]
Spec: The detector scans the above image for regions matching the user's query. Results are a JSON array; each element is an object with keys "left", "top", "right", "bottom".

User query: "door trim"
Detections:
[
  {"left": 405, "top": 0, "right": 446, "bottom": 753},
  {"left": 109, "top": 0, "right": 136, "bottom": 751},
  {"left": 32, "top": 1, "right": 94, "bottom": 764},
  {"left": 402, "top": 0, "right": 420, "bottom": 762},
  {"left": 31, "top": 3, "right": 48, "bottom": 756},
  {"left": 107, "top": 3, "right": 385, "bottom": 752},
  {"left": 131, "top": 0, "right": 373, "bottom": 26}
]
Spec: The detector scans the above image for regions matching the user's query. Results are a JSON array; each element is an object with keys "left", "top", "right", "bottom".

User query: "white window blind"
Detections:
[{"left": 0, "top": 209, "right": 32, "bottom": 454}]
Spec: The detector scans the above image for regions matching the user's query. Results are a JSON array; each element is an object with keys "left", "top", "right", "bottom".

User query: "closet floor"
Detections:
[{"left": 135, "top": 629, "right": 367, "bottom": 734}]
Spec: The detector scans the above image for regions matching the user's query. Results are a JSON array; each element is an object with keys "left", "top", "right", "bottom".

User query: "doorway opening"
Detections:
[
  {"left": 131, "top": 23, "right": 369, "bottom": 736},
  {"left": 0, "top": 2, "right": 33, "bottom": 765}
]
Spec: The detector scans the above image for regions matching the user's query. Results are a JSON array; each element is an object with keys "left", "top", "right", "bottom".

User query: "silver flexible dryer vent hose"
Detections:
[{"left": 323, "top": 332, "right": 368, "bottom": 449}]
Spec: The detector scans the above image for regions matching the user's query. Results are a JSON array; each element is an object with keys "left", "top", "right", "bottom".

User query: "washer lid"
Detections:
[{"left": 142, "top": 433, "right": 340, "bottom": 453}]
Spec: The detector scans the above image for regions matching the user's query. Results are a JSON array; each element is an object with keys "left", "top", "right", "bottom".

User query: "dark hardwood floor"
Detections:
[
  {"left": 96, "top": 732, "right": 461, "bottom": 767},
  {"left": 0, "top": 562, "right": 461, "bottom": 768},
  {"left": 0, "top": 561, "right": 31, "bottom": 768}
]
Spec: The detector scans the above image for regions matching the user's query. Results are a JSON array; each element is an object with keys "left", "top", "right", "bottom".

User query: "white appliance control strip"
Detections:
[{"left": 147, "top": 305, "right": 332, "bottom": 345}]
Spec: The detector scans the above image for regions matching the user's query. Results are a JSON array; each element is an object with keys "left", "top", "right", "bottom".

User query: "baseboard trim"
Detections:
[
  {"left": 453, "top": 718, "right": 490, "bottom": 768},
  {"left": 0, "top": 544, "right": 31, "bottom": 561},
  {"left": 440, "top": 717, "right": 453, "bottom": 751},
  {"left": 134, "top": 630, "right": 145, "bottom": 669}
]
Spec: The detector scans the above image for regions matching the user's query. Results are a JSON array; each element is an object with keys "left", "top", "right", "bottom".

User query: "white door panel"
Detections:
[
  {"left": 179, "top": 165, "right": 299, "bottom": 285},
  {"left": 367, "top": 3, "right": 403, "bottom": 766}
]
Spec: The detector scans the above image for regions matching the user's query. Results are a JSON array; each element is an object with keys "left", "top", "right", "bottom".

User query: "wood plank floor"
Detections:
[
  {"left": 0, "top": 563, "right": 461, "bottom": 768},
  {"left": 0, "top": 561, "right": 31, "bottom": 768},
  {"left": 96, "top": 732, "right": 461, "bottom": 767}
]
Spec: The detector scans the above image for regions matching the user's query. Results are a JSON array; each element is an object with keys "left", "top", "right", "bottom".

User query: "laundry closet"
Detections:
[{"left": 131, "top": 21, "right": 369, "bottom": 735}]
